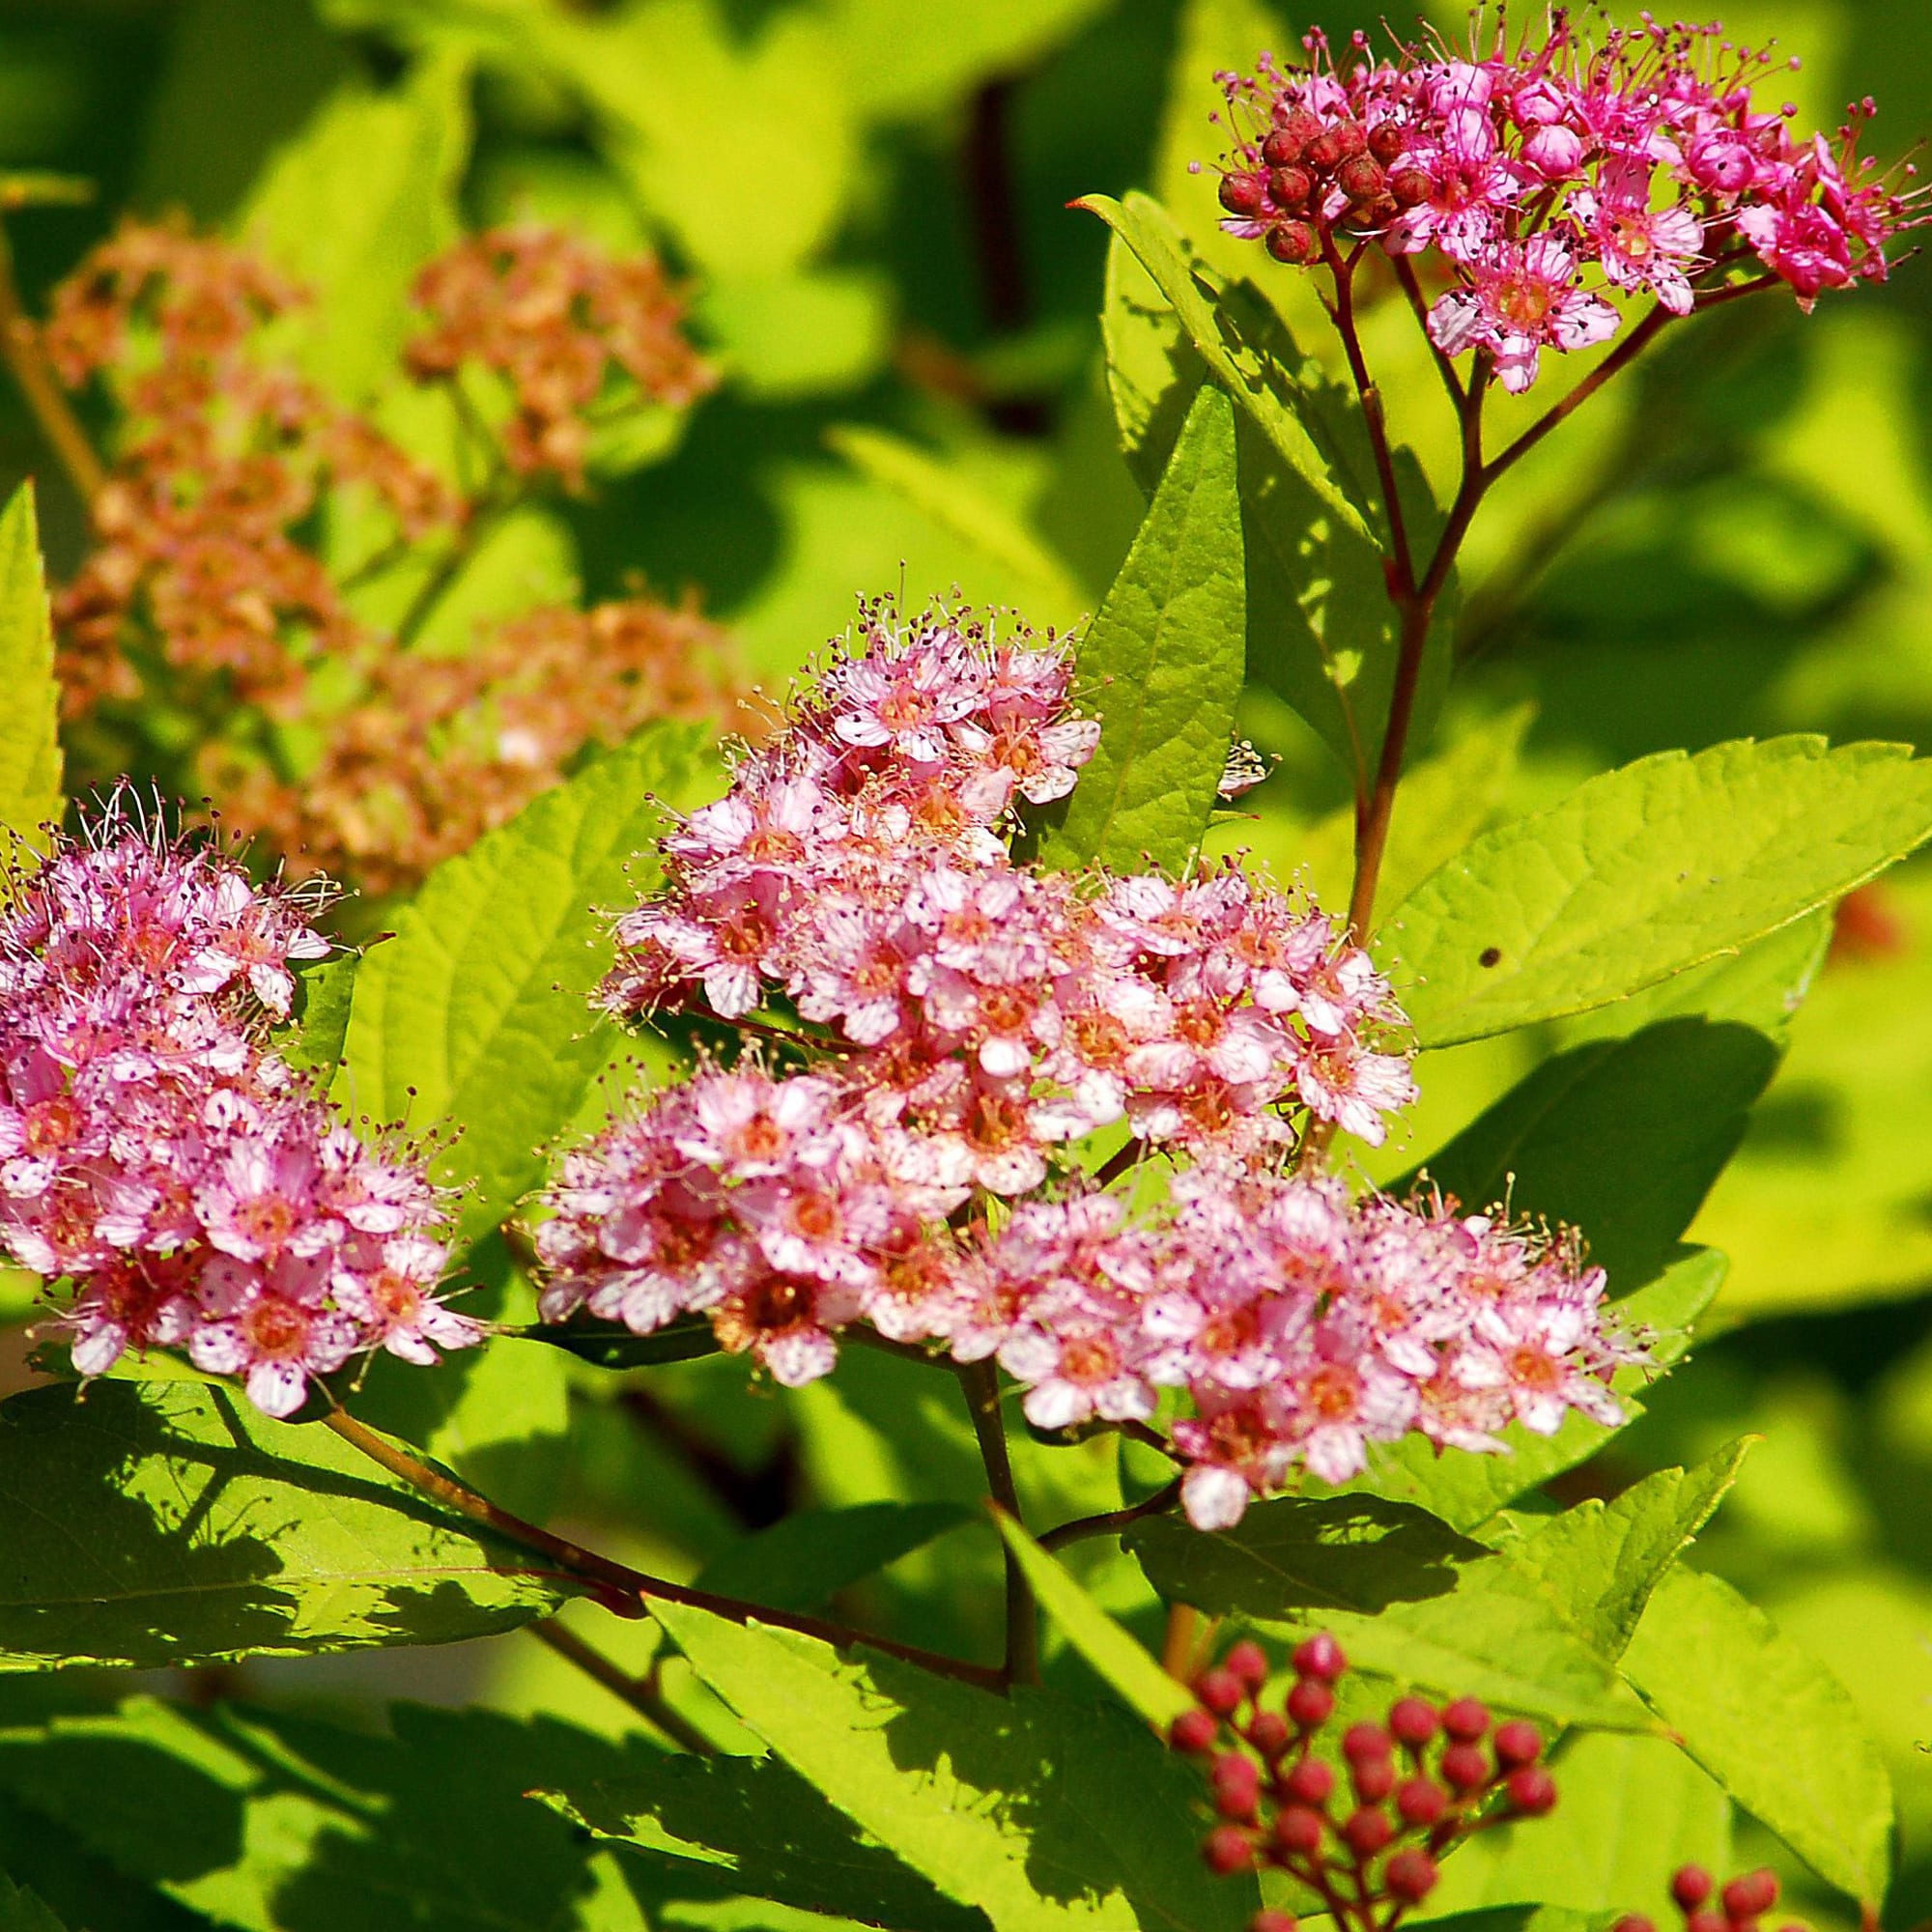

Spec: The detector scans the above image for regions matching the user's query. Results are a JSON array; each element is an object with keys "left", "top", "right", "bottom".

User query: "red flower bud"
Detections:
[
  {"left": 1389, "top": 1696, "right": 1439, "bottom": 1747},
  {"left": 1442, "top": 1697, "right": 1491, "bottom": 1742},
  {"left": 1264, "top": 220, "right": 1319, "bottom": 266},
  {"left": 1247, "top": 1711, "right": 1292, "bottom": 1758},
  {"left": 1220, "top": 172, "right": 1269, "bottom": 217},
  {"left": 1493, "top": 1720, "right": 1542, "bottom": 1769},
  {"left": 1368, "top": 120, "right": 1406, "bottom": 164},
  {"left": 1689, "top": 1912, "right": 1730, "bottom": 1932},
  {"left": 1284, "top": 1756, "right": 1335, "bottom": 1804},
  {"left": 1390, "top": 168, "right": 1434, "bottom": 207},
  {"left": 1722, "top": 1872, "right": 1779, "bottom": 1920},
  {"left": 1287, "top": 1679, "right": 1335, "bottom": 1728},
  {"left": 1251, "top": 1914, "right": 1299, "bottom": 1932},
  {"left": 1170, "top": 1709, "right": 1218, "bottom": 1754},
  {"left": 1385, "top": 1850, "right": 1440, "bottom": 1903},
  {"left": 1341, "top": 1805, "right": 1394, "bottom": 1857},
  {"left": 1613, "top": 1918, "right": 1658, "bottom": 1932},
  {"left": 1672, "top": 1868, "right": 1716, "bottom": 1912},
  {"left": 1213, "top": 1753, "right": 1262, "bottom": 1820},
  {"left": 1204, "top": 1826, "right": 1254, "bottom": 1874},
  {"left": 1441, "top": 1743, "right": 1491, "bottom": 1791},
  {"left": 1264, "top": 110, "right": 1322, "bottom": 165},
  {"left": 1273, "top": 1805, "right": 1325, "bottom": 1856},
  {"left": 1342, "top": 1721, "right": 1392, "bottom": 1763},
  {"left": 1196, "top": 1667, "right": 1245, "bottom": 1716},
  {"left": 1504, "top": 1766, "right": 1557, "bottom": 1815},
  {"left": 1225, "top": 1639, "right": 1270, "bottom": 1690},
  {"left": 1351, "top": 1755, "right": 1396, "bottom": 1804},
  {"left": 1396, "top": 1776, "right": 1447, "bottom": 1826},
  {"left": 1293, "top": 1634, "right": 1346, "bottom": 1681},
  {"left": 1268, "top": 165, "right": 1316, "bottom": 211},
  {"left": 1337, "top": 156, "right": 1387, "bottom": 203}
]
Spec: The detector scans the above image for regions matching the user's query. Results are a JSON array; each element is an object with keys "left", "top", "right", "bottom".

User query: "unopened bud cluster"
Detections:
[
  {"left": 1170, "top": 1633, "right": 1555, "bottom": 1930},
  {"left": 1616, "top": 1863, "right": 1804, "bottom": 1932}
]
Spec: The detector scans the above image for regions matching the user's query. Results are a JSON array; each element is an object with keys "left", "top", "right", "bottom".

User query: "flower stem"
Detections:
[
  {"left": 322, "top": 1405, "right": 1006, "bottom": 1690},
  {"left": 955, "top": 1358, "right": 1039, "bottom": 1687},
  {"left": 0, "top": 218, "right": 106, "bottom": 510},
  {"left": 526, "top": 1618, "right": 717, "bottom": 1753},
  {"left": 1038, "top": 1475, "right": 1184, "bottom": 1553}
]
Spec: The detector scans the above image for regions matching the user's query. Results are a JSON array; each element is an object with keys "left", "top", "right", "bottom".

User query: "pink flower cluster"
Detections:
[
  {"left": 539, "top": 607, "right": 1639, "bottom": 1526},
  {"left": 0, "top": 806, "right": 479, "bottom": 1416},
  {"left": 604, "top": 604, "right": 1414, "bottom": 1164},
  {"left": 1214, "top": 17, "right": 1925, "bottom": 390},
  {"left": 536, "top": 1064, "right": 1637, "bottom": 1527}
]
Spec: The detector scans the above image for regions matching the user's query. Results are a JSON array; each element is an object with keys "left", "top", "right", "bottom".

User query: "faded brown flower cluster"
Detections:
[
  {"left": 406, "top": 222, "right": 717, "bottom": 488},
  {"left": 41, "top": 215, "right": 734, "bottom": 894}
]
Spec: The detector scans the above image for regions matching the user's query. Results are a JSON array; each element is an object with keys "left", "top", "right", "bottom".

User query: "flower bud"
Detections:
[
  {"left": 1342, "top": 1721, "right": 1392, "bottom": 1763},
  {"left": 1204, "top": 1826, "right": 1254, "bottom": 1874},
  {"left": 1367, "top": 120, "right": 1406, "bottom": 163},
  {"left": 1213, "top": 1752, "right": 1262, "bottom": 1821},
  {"left": 1225, "top": 1639, "right": 1270, "bottom": 1690},
  {"left": 1390, "top": 168, "right": 1435, "bottom": 207},
  {"left": 1722, "top": 1872, "right": 1779, "bottom": 1920},
  {"left": 1274, "top": 1805, "right": 1325, "bottom": 1856},
  {"left": 1351, "top": 1754, "right": 1396, "bottom": 1804},
  {"left": 1267, "top": 165, "right": 1316, "bottom": 211},
  {"left": 1389, "top": 1696, "right": 1439, "bottom": 1747},
  {"left": 1341, "top": 1805, "right": 1394, "bottom": 1857},
  {"left": 1440, "top": 1742, "right": 1490, "bottom": 1792},
  {"left": 1196, "top": 1668, "right": 1245, "bottom": 1716},
  {"left": 1264, "top": 110, "right": 1322, "bottom": 165},
  {"left": 1287, "top": 1679, "right": 1335, "bottom": 1728},
  {"left": 1337, "top": 156, "right": 1387, "bottom": 203},
  {"left": 1384, "top": 1850, "right": 1439, "bottom": 1903},
  {"left": 1264, "top": 220, "right": 1318, "bottom": 265},
  {"left": 1171, "top": 1709, "right": 1218, "bottom": 1754},
  {"left": 1688, "top": 1913, "right": 1729, "bottom": 1932},
  {"left": 1613, "top": 1918, "right": 1658, "bottom": 1932},
  {"left": 1493, "top": 1720, "right": 1542, "bottom": 1769},
  {"left": 1672, "top": 1868, "right": 1715, "bottom": 1911},
  {"left": 1247, "top": 1711, "right": 1292, "bottom": 1758},
  {"left": 1251, "top": 1914, "right": 1299, "bottom": 1932},
  {"left": 1442, "top": 1697, "right": 1491, "bottom": 1741},
  {"left": 1220, "top": 172, "right": 1269, "bottom": 217},
  {"left": 1504, "top": 1766, "right": 1557, "bottom": 1815},
  {"left": 1293, "top": 1634, "right": 1346, "bottom": 1681},
  {"left": 1396, "top": 1776, "right": 1447, "bottom": 1826},
  {"left": 1284, "top": 1756, "right": 1334, "bottom": 1805}
]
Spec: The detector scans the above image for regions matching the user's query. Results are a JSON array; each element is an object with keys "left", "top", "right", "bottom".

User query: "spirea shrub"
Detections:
[{"left": 0, "top": 8, "right": 1921, "bottom": 1931}]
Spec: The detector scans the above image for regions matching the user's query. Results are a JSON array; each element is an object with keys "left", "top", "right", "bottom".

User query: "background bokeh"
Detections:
[{"left": 2, "top": 0, "right": 1931, "bottom": 1925}]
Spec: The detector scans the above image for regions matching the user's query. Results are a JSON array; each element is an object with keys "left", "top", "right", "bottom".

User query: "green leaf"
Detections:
[
  {"left": 991, "top": 1510, "right": 1193, "bottom": 1727},
  {"left": 693, "top": 1502, "right": 974, "bottom": 1615},
  {"left": 1395, "top": 737, "right": 1932, "bottom": 1047},
  {"left": 826, "top": 426, "right": 1086, "bottom": 627},
  {"left": 1620, "top": 1567, "right": 1894, "bottom": 1906},
  {"left": 1094, "top": 225, "right": 1451, "bottom": 792},
  {"left": 239, "top": 50, "right": 469, "bottom": 402},
  {"left": 0, "top": 1689, "right": 682, "bottom": 1932},
  {"left": 1039, "top": 382, "right": 1244, "bottom": 874},
  {"left": 522, "top": 1314, "right": 724, "bottom": 1371},
  {"left": 1077, "top": 194, "right": 1375, "bottom": 540},
  {"left": 1342, "top": 1249, "right": 1726, "bottom": 1533},
  {"left": 1127, "top": 1492, "right": 1487, "bottom": 1619},
  {"left": 0, "top": 1380, "right": 570, "bottom": 1670},
  {"left": 1414, "top": 1018, "right": 1780, "bottom": 1290},
  {"left": 1129, "top": 1494, "right": 1657, "bottom": 1731},
  {"left": 336, "top": 723, "right": 708, "bottom": 1250},
  {"left": 1412, "top": 1912, "right": 1616, "bottom": 1932},
  {"left": 1498, "top": 1442, "right": 1750, "bottom": 1660},
  {"left": 0, "top": 486, "right": 63, "bottom": 858},
  {"left": 0, "top": 1868, "right": 66, "bottom": 1932},
  {"left": 659, "top": 1604, "right": 1255, "bottom": 1932},
  {"left": 538, "top": 1751, "right": 985, "bottom": 1932},
  {"left": 280, "top": 952, "right": 357, "bottom": 1077}
]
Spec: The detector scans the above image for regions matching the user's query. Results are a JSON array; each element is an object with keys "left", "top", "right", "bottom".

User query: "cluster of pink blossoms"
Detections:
[
  {"left": 0, "top": 806, "right": 479, "bottom": 1416},
  {"left": 1214, "top": 15, "right": 1925, "bottom": 390},
  {"left": 538, "top": 607, "right": 1640, "bottom": 1527}
]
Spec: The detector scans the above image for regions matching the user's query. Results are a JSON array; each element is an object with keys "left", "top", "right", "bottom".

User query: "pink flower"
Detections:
[
  {"left": 1429, "top": 235, "right": 1621, "bottom": 392},
  {"left": 1574, "top": 169, "right": 1703, "bottom": 312}
]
